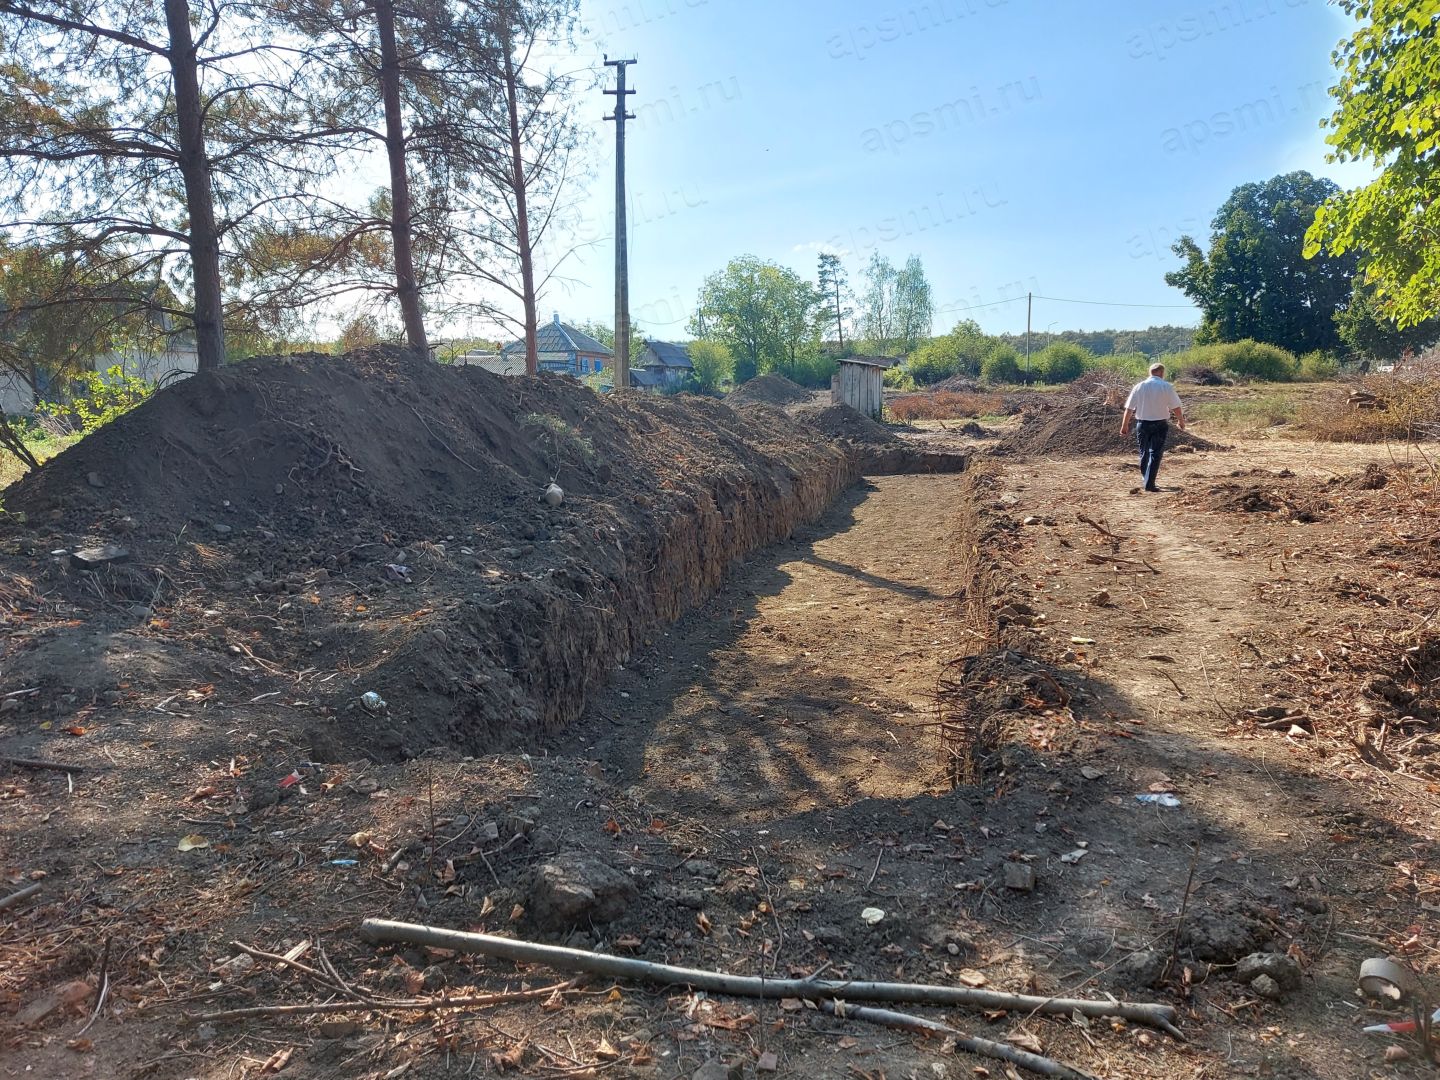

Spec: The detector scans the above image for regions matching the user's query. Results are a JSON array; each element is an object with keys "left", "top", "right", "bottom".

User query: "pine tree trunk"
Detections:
[
  {"left": 501, "top": 24, "right": 538, "bottom": 376},
  {"left": 374, "top": 0, "right": 428, "bottom": 357},
  {"left": 163, "top": 0, "right": 225, "bottom": 373}
]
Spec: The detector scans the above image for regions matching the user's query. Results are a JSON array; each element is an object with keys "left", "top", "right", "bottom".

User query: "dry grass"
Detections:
[
  {"left": 1299, "top": 374, "right": 1440, "bottom": 443},
  {"left": 889, "top": 391, "right": 1005, "bottom": 421}
]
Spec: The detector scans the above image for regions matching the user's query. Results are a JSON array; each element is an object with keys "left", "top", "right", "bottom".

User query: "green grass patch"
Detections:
[
  {"left": 1, "top": 431, "right": 80, "bottom": 492},
  {"left": 1189, "top": 394, "right": 1298, "bottom": 433}
]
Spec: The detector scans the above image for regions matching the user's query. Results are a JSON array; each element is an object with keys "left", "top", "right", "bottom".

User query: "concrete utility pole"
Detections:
[
  {"left": 604, "top": 57, "right": 636, "bottom": 389},
  {"left": 1024, "top": 291, "right": 1032, "bottom": 377}
]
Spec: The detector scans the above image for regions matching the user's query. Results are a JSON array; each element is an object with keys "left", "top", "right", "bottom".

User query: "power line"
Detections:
[
  {"left": 933, "top": 294, "right": 1028, "bottom": 314},
  {"left": 1032, "top": 293, "right": 1196, "bottom": 310}
]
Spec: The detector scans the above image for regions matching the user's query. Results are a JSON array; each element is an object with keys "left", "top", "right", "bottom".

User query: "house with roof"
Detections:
[
  {"left": 635, "top": 340, "right": 693, "bottom": 390},
  {"left": 500, "top": 314, "right": 612, "bottom": 377}
]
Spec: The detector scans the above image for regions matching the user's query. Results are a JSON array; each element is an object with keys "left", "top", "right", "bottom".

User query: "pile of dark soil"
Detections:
[
  {"left": 1008, "top": 400, "right": 1223, "bottom": 456},
  {"left": 931, "top": 373, "right": 982, "bottom": 393},
  {"left": 790, "top": 402, "right": 899, "bottom": 446},
  {"left": 0, "top": 348, "right": 855, "bottom": 759},
  {"left": 1205, "top": 482, "right": 1329, "bottom": 521},
  {"left": 726, "top": 372, "right": 812, "bottom": 408}
]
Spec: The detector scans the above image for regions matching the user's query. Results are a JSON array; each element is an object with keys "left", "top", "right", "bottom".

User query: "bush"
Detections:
[
  {"left": 908, "top": 320, "right": 993, "bottom": 384},
  {"left": 1215, "top": 339, "right": 1298, "bottom": 381},
  {"left": 980, "top": 345, "right": 1021, "bottom": 385},
  {"left": 1035, "top": 342, "right": 1091, "bottom": 384},
  {"left": 33, "top": 365, "right": 153, "bottom": 436},
  {"left": 883, "top": 365, "right": 917, "bottom": 391},
  {"left": 786, "top": 352, "right": 838, "bottom": 388},
  {"left": 1298, "top": 350, "right": 1340, "bottom": 381},
  {"left": 688, "top": 340, "right": 734, "bottom": 394},
  {"left": 889, "top": 391, "right": 1005, "bottom": 421},
  {"left": 1087, "top": 352, "right": 1149, "bottom": 381}
]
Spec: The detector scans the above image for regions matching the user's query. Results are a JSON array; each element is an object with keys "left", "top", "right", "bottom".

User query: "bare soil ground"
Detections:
[{"left": 4, "top": 382, "right": 1440, "bottom": 1080}]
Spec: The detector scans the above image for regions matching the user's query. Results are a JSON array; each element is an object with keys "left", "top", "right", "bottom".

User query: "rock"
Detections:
[
  {"left": 1180, "top": 910, "right": 1266, "bottom": 963},
  {"left": 213, "top": 523, "right": 233, "bottom": 536},
  {"left": 70, "top": 544, "right": 129, "bottom": 570},
  {"left": 1250, "top": 973, "right": 1282, "bottom": 1000},
  {"left": 674, "top": 889, "right": 705, "bottom": 910},
  {"left": 86, "top": 471, "right": 104, "bottom": 489},
  {"left": 692, "top": 1062, "right": 742, "bottom": 1080},
  {"left": 1235, "top": 951, "right": 1301, "bottom": 991},
  {"left": 195, "top": 1022, "right": 218, "bottom": 1043},
  {"left": 529, "top": 853, "right": 638, "bottom": 930},
  {"left": 17, "top": 979, "right": 93, "bottom": 1026},
  {"left": 683, "top": 859, "right": 721, "bottom": 881},
  {"left": 1003, "top": 862, "right": 1035, "bottom": 891},
  {"left": 1114, "top": 948, "right": 1167, "bottom": 988},
  {"left": 1090, "top": 589, "right": 1111, "bottom": 606},
  {"left": 1, "top": 698, "right": 19, "bottom": 714},
  {"left": 999, "top": 494, "right": 1020, "bottom": 507},
  {"left": 1022, "top": 515, "right": 1042, "bottom": 526}
]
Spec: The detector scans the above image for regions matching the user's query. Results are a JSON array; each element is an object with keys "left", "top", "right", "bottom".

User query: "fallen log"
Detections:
[
  {"left": 820, "top": 999, "right": 1100, "bottom": 1080},
  {"left": 357, "top": 919, "right": 1181, "bottom": 1037}
]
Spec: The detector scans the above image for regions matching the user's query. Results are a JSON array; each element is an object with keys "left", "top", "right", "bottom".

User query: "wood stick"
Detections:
[
  {"left": 357, "top": 919, "right": 1181, "bottom": 1035},
  {"left": 1, "top": 756, "right": 85, "bottom": 773},
  {"left": 194, "top": 979, "right": 577, "bottom": 1023},
  {"left": 819, "top": 999, "right": 1100, "bottom": 1080},
  {"left": 0, "top": 882, "right": 43, "bottom": 911},
  {"left": 1076, "top": 514, "right": 1125, "bottom": 543}
]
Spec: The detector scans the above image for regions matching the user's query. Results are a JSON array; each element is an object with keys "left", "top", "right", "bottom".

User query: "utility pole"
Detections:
[
  {"left": 604, "top": 57, "right": 636, "bottom": 389},
  {"left": 1024, "top": 291, "right": 1032, "bottom": 377}
]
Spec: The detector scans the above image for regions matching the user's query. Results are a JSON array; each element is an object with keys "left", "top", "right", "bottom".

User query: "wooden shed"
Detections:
[{"left": 832, "top": 357, "right": 887, "bottom": 419}]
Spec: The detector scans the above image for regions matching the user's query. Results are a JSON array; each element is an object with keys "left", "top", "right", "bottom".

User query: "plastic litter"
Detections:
[
  {"left": 385, "top": 563, "right": 412, "bottom": 582},
  {"left": 1135, "top": 793, "right": 1181, "bottom": 807},
  {"left": 1364, "top": 1007, "right": 1440, "bottom": 1035},
  {"left": 860, "top": 906, "right": 885, "bottom": 925},
  {"left": 328, "top": 858, "right": 359, "bottom": 867},
  {"left": 360, "top": 691, "right": 386, "bottom": 713},
  {"left": 279, "top": 761, "right": 325, "bottom": 790}
]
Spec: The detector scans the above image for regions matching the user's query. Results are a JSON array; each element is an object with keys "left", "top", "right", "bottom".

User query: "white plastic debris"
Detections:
[
  {"left": 860, "top": 906, "right": 885, "bottom": 925},
  {"left": 360, "top": 691, "right": 386, "bottom": 713}
]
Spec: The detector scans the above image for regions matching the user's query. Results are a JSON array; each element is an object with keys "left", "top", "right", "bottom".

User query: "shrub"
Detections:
[
  {"left": 908, "top": 320, "right": 994, "bottom": 384},
  {"left": 1087, "top": 352, "right": 1149, "bottom": 381},
  {"left": 883, "top": 364, "right": 917, "bottom": 391},
  {"left": 1215, "top": 339, "right": 1298, "bottom": 381},
  {"left": 1298, "top": 350, "right": 1340, "bottom": 381},
  {"left": 1035, "top": 342, "right": 1091, "bottom": 384},
  {"left": 980, "top": 345, "right": 1021, "bottom": 385},
  {"left": 889, "top": 391, "right": 1006, "bottom": 421},
  {"left": 33, "top": 365, "right": 153, "bottom": 436},
  {"left": 1299, "top": 372, "right": 1440, "bottom": 442},
  {"left": 688, "top": 340, "right": 733, "bottom": 394},
  {"left": 787, "top": 352, "right": 838, "bottom": 388}
]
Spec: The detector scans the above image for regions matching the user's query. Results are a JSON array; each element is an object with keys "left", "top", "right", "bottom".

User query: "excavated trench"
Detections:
[{"left": 0, "top": 350, "right": 967, "bottom": 762}]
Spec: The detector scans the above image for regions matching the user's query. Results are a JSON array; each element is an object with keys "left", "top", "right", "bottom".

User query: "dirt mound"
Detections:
[
  {"left": 789, "top": 403, "right": 899, "bottom": 447},
  {"left": 931, "top": 374, "right": 982, "bottom": 393},
  {"left": 1205, "top": 482, "right": 1329, "bottom": 521},
  {"left": 1008, "top": 400, "right": 1224, "bottom": 456},
  {"left": 0, "top": 348, "right": 854, "bottom": 759},
  {"left": 726, "top": 373, "right": 812, "bottom": 408}
]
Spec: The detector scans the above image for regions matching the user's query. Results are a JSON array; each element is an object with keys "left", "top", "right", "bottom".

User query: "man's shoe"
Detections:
[{"left": 1144, "top": 485, "right": 1160, "bottom": 492}]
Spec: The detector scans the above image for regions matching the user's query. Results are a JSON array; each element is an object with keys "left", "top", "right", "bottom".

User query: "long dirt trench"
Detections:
[
  {"left": 551, "top": 446, "right": 1422, "bottom": 1079},
  {"left": 556, "top": 471, "right": 969, "bottom": 822}
]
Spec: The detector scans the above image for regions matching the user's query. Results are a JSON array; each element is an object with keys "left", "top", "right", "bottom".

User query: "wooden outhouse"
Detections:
[{"left": 832, "top": 357, "right": 886, "bottom": 419}]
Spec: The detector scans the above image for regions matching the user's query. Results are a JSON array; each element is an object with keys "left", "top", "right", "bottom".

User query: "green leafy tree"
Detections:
[
  {"left": 33, "top": 365, "right": 153, "bottom": 435},
  {"left": 1036, "top": 342, "right": 1091, "bottom": 383},
  {"left": 908, "top": 320, "right": 991, "bottom": 383},
  {"left": 1305, "top": 0, "right": 1440, "bottom": 330},
  {"left": 687, "top": 340, "right": 733, "bottom": 394},
  {"left": 1336, "top": 281, "right": 1440, "bottom": 362},
  {"left": 1166, "top": 172, "right": 1357, "bottom": 354},
  {"left": 689, "top": 256, "right": 816, "bottom": 383},
  {"left": 859, "top": 253, "right": 932, "bottom": 355}
]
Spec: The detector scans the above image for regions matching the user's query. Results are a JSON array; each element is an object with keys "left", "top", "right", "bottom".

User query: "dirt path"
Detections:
[{"left": 560, "top": 473, "right": 969, "bottom": 821}]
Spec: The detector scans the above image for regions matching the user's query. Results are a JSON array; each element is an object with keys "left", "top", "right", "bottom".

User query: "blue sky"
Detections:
[{"left": 541, "top": 0, "right": 1372, "bottom": 339}]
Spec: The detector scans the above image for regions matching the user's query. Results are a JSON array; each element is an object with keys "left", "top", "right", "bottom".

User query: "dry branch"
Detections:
[
  {"left": 357, "top": 919, "right": 1182, "bottom": 1036},
  {"left": 194, "top": 979, "right": 577, "bottom": 1023},
  {"left": 1, "top": 756, "right": 86, "bottom": 773},
  {"left": 820, "top": 999, "right": 1100, "bottom": 1080},
  {"left": 0, "top": 882, "right": 43, "bottom": 911},
  {"left": 1076, "top": 514, "right": 1125, "bottom": 543}
]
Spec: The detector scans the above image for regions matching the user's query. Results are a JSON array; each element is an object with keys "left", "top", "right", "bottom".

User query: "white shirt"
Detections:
[{"left": 1124, "top": 376, "right": 1182, "bottom": 422}]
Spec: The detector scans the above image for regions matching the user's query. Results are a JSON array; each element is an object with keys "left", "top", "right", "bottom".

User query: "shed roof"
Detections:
[
  {"left": 837, "top": 356, "right": 890, "bottom": 370},
  {"left": 629, "top": 369, "right": 668, "bottom": 388},
  {"left": 643, "top": 340, "right": 693, "bottom": 369}
]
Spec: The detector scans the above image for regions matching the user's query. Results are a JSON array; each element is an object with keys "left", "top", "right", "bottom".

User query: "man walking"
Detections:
[{"left": 1119, "top": 363, "right": 1185, "bottom": 492}]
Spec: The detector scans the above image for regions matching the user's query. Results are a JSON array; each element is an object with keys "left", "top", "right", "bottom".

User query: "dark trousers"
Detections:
[{"left": 1136, "top": 419, "right": 1169, "bottom": 489}]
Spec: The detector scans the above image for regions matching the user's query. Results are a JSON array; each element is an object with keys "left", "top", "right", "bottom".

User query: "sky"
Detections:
[{"left": 522, "top": 0, "right": 1376, "bottom": 341}]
